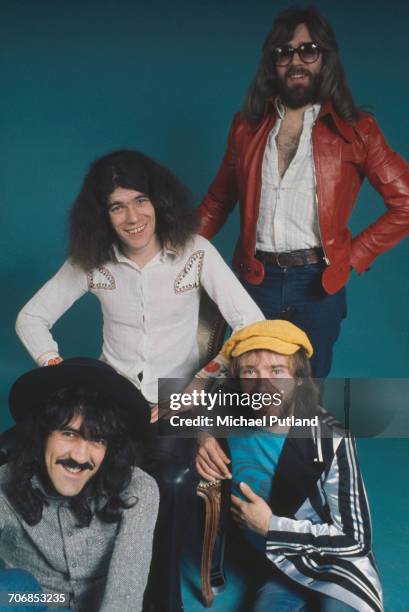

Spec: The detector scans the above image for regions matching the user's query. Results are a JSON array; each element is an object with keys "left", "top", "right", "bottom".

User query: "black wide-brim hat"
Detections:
[{"left": 9, "top": 358, "right": 151, "bottom": 440}]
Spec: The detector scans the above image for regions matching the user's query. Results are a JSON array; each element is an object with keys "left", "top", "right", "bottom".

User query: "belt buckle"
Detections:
[{"left": 276, "top": 251, "right": 290, "bottom": 268}]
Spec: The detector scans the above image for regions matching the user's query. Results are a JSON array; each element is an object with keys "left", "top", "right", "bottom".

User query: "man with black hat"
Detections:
[{"left": 0, "top": 358, "right": 158, "bottom": 612}]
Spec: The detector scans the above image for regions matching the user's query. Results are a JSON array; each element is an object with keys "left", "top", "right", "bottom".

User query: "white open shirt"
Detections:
[{"left": 257, "top": 103, "right": 321, "bottom": 252}]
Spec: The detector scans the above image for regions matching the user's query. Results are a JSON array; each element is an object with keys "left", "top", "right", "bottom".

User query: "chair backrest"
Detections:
[{"left": 197, "top": 291, "right": 227, "bottom": 368}]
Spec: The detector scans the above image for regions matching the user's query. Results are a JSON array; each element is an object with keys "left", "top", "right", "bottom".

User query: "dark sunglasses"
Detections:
[{"left": 272, "top": 42, "right": 322, "bottom": 67}]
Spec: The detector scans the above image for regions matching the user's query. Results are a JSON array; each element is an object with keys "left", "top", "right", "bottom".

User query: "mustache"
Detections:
[
  {"left": 56, "top": 458, "right": 93, "bottom": 471},
  {"left": 247, "top": 379, "right": 282, "bottom": 395}
]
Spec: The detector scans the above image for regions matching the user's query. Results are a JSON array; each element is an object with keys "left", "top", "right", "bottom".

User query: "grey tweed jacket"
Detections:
[{"left": 0, "top": 465, "right": 159, "bottom": 611}]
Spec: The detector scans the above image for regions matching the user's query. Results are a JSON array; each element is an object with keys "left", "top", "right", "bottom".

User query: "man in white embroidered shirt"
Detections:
[{"left": 15, "top": 149, "right": 264, "bottom": 612}]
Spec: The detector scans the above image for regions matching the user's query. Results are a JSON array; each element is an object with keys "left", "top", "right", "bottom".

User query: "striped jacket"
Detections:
[{"left": 265, "top": 411, "right": 383, "bottom": 611}]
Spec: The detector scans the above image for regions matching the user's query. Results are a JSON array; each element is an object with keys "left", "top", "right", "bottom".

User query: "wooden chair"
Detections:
[
  {"left": 197, "top": 291, "right": 228, "bottom": 368},
  {"left": 196, "top": 291, "right": 226, "bottom": 608},
  {"left": 197, "top": 479, "right": 223, "bottom": 608}
]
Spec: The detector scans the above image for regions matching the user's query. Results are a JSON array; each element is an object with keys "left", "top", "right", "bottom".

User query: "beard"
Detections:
[
  {"left": 276, "top": 66, "right": 321, "bottom": 109},
  {"left": 245, "top": 378, "right": 297, "bottom": 420},
  {"left": 265, "top": 388, "right": 296, "bottom": 420}
]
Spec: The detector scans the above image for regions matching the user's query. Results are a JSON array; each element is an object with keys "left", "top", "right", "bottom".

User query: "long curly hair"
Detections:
[
  {"left": 69, "top": 150, "right": 199, "bottom": 271},
  {"left": 6, "top": 387, "right": 142, "bottom": 527},
  {"left": 242, "top": 6, "right": 360, "bottom": 124}
]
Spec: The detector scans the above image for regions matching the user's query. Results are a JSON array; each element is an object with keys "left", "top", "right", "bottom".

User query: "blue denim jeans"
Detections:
[
  {"left": 253, "top": 572, "right": 358, "bottom": 611},
  {"left": 242, "top": 262, "right": 347, "bottom": 378},
  {"left": 0, "top": 569, "right": 71, "bottom": 612}
]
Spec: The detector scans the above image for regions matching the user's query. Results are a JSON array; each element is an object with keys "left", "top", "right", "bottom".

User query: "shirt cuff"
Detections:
[{"left": 37, "top": 351, "right": 63, "bottom": 367}]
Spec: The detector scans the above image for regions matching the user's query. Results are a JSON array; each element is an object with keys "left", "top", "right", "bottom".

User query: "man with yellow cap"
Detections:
[{"left": 196, "top": 320, "right": 382, "bottom": 612}]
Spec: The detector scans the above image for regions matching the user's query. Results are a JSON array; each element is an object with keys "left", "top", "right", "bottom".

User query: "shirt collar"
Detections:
[
  {"left": 112, "top": 242, "right": 178, "bottom": 266},
  {"left": 31, "top": 472, "right": 101, "bottom": 510},
  {"left": 274, "top": 97, "right": 286, "bottom": 120},
  {"left": 274, "top": 97, "right": 321, "bottom": 123},
  {"left": 31, "top": 472, "right": 69, "bottom": 505},
  {"left": 112, "top": 243, "right": 127, "bottom": 263},
  {"left": 305, "top": 103, "right": 321, "bottom": 125}
]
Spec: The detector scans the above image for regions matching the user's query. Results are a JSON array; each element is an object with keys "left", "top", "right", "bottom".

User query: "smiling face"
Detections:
[
  {"left": 44, "top": 414, "right": 107, "bottom": 497},
  {"left": 275, "top": 23, "right": 323, "bottom": 109},
  {"left": 107, "top": 187, "right": 162, "bottom": 266}
]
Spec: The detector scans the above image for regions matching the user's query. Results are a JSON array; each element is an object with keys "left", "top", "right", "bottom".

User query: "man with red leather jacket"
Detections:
[{"left": 197, "top": 6, "right": 409, "bottom": 378}]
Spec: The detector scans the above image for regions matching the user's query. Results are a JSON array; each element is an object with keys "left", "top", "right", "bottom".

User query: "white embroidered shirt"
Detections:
[{"left": 16, "top": 235, "right": 263, "bottom": 402}]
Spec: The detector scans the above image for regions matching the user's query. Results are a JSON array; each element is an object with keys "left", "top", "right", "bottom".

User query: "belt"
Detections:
[{"left": 255, "top": 247, "right": 325, "bottom": 268}]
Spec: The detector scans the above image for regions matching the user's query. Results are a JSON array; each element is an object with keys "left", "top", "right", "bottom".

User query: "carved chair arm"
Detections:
[{"left": 197, "top": 479, "right": 222, "bottom": 608}]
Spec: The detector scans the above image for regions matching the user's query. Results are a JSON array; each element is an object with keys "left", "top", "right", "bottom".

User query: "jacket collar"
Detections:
[
  {"left": 318, "top": 100, "right": 356, "bottom": 143},
  {"left": 262, "top": 98, "right": 355, "bottom": 143}
]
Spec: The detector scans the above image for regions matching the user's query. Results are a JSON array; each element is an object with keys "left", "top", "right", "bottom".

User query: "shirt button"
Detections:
[
  {"left": 67, "top": 531, "right": 73, "bottom": 537},
  {"left": 71, "top": 562, "right": 77, "bottom": 568}
]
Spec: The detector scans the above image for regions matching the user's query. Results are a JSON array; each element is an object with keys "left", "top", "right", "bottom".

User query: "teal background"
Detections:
[{"left": 1, "top": 0, "right": 408, "bottom": 610}]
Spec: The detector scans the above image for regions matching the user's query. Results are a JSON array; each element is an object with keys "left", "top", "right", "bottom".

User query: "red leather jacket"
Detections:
[{"left": 197, "top": 101, "right": 409, "bottom": 294}]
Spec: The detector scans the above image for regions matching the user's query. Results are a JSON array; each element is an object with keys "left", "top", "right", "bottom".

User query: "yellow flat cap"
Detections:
[{"left": 221, "top": 320, "right": 313, "bottom": 360}]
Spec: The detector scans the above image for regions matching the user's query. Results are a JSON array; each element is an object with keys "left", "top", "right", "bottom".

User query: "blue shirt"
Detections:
[{"left": 228, "top": 430, "right": 286, "bottom": 551}]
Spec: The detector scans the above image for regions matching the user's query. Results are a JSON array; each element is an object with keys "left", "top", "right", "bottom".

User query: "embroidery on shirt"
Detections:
[
  {"left": 174, "top": 250, "right": 204, "bottom": 293},
  {"left": 87, "top": 267, "right": 116, "bottom": 290}
]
